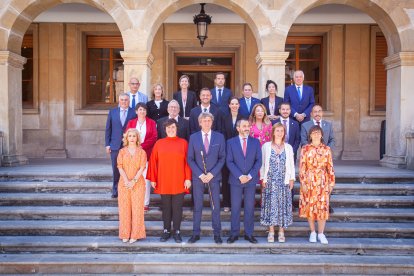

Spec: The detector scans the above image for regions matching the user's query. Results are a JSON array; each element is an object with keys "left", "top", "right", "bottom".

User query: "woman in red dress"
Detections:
[{"left": 147, "top": 119, "right": 192, "bottom": 243}]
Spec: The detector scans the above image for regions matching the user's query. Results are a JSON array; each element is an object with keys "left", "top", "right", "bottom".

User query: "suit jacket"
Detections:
[
  {"left": 187, "top": 131, "right": 226, "bottom": 183},
  {"left": 173, "top": 90, "right": 198, "bottom": 118},
  {"left": 238, "top": 97, "right": 261, "bottom": 119},
  {"left": 260, "top": 96, "right": 283, "bottom": 117},
  {"left": 284, "top": 85, "right": 315, "bottom": 122},
  {"left": 105, "top": 107, "right": 137, "bottom": 150},
  {"left": 275, "top": 118, "right": 301, "bottom": 154},
  {"left": 146, "top": 99, "right": 169, "bottom": 122},
  {"left": 226, "top": 136, "right": 262, "bottom": 188},
  {"left": 157, "top": 116, "right": 190, "bottom": 141},
  {"left": 222, "top": 113, "right": 244, "bottom": 140},
  {"left": 125, "top": 117, "right": 158, "bottom": 160},
  {"left": 301, "top": 119, "right": 335, "bottom": 148},
  {"left": 211, "top": 87, "right": 232, "bottom": 115},
  {"left": 189, "top": 104, "right": 223, "bottom": 135}
]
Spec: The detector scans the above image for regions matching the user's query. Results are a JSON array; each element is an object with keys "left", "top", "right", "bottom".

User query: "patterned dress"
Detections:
[
  {"left": 250, "top": 122, "right": 272, "bottom": 146},
  {"left": 299, "top": 144, "right": 335, "bottom": 220},
  {"left": 260, "top": 149, "right": 293, "bottom": 228},
  {"left": 117, "top": 146, "right": 147, "bottom": 240}
]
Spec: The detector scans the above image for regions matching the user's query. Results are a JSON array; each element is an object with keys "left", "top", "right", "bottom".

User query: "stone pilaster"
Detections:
[
  {"left": 121, "top": 51, "right": 154, "bottom": 97},
  {"left": 380, "top": 52, "right": 414, "bottom": 169},
  {"left": 255, "top": 51, "right": 289, "bottom": 98},
  {"left": 0, "top": 51, "right": 28, "bottom": 166}
]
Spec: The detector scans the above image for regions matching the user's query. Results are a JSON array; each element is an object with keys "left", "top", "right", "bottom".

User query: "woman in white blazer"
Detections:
[{"left": 260, "top": 123, "right": 295, "bottom": 243}]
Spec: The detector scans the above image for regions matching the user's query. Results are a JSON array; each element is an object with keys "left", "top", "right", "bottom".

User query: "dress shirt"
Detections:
[
  {"left": 201, "top": 105, "right": 211, "bottom": 113},
  {"left": 169, "top": 116, "right": 179, "bottom": 122},
  {"left": 293, "top": 85, "right": 305, "bottom": 117},
  {"left": 313, "top": 119, "right": 322, "bottom": 126},
  {"left": 135, "top": 119, "right": 147, "bottom": 144},
  {"left": 216, "top": 87, "right": 223, "bottom": 102},
  {"left": 120, "top": 108, "right": 128, "bottom": 125},
  {"left": 127, "top": 91, "right": 148, "bottom": 107},
  {"left": 281, "top": 117, "right": 290, "bottom": 135},
  {"left": 202, "top": 130, "right": 212, "bottom": 144},
  {"left": 238, "top": 135, "right": 252, "bottom": 179}
]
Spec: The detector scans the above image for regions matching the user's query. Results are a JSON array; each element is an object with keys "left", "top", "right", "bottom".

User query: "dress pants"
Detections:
[
  {"left": 110, "top": 149, "right": 120, "bottom": 196},
  {"left": 160, "top": 193, "right": 185, "bottom": 232},
  {"left": 230, "top": 183, "right": 256, "bottom": 237},
  {"left": 221, "top": 166, "right": 231, "bottom": 208},
  {"left": 192, "top": 180, "right": 221, "bottom": 236}
]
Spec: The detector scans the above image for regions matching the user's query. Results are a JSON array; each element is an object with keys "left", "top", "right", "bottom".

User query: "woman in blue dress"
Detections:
[{"left": 260, "top": 123, "right": 295, "bottom": 243}]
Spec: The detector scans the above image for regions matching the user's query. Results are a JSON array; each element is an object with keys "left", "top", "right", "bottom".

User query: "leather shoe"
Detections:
[
  {"left": 173, "top": 231, "right": 182, "bottom": 243},
  {"left": 227, "top": 236, "right": 238, "bottom": 244},
  {"left": 244, "top": 235, "right": 258, "bottom": 244},
  {"left": 329, "top": 205, "right": 334, "bottom": 214},
  {"left": 214, "top": 235, "right": 222, "bottom": 244},
  {"left": 111, "top": 194, "right": 118, "bottom": 199},
  {"left": 187, "top": 235, "right": 200, "bottom": 244}
]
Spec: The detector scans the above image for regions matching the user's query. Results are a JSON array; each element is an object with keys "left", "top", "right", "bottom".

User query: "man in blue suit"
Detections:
[
  {"left": 238, "top": 83, "right": 261, "bottom": 119},
  {"left": 284, "top": 70, "right": 315, "bottom": 125},
  {"left": 226, "top": 118, "right": 262, "bottom": 244},
  {"left": 274, "top": 102, "right": 301, "bottom": 162},
  {"left": 187, "top": 112, "right": 226, "bottom": 244},
  {"left": 211, "top": 72, "right": 232, "bottom": 115},
  {"left": 105, "top": 93, "right": 137, "bottom": 198},
  {"left": 189, "top": 88, "right": 223, "bottom": 134}
]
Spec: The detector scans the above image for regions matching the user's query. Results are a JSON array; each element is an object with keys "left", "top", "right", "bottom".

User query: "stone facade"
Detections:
[{"left": 0, "top": 0, "right": 413, "bottom": 168}]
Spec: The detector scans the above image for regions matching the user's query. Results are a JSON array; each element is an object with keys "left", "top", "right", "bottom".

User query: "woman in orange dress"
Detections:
[
  {"left": 117, "top": 128, "right": 147, "bottom": 243},
  {"left": 147, "top": 119, "right": 192, "bottom": 243},
  {"left": 299, "top": 125, "right": 335, "bottom": 244}
]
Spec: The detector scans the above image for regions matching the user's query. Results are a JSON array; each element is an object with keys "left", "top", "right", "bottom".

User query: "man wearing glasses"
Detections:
[{"left": 127, "top": 77, "right": 148, "bottom": 109}]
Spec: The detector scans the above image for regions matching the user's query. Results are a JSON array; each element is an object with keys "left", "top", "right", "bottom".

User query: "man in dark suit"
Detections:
[
  {"left": 211, "top": 72, "right": 232, "bottom": 115},
  {"left": 157, "top": 100, "right": 189, "bottom": 141},
  {"left": 284, "top": 70, "right": 315, "bottom": 125},
  {"left": 189, "top": 88, "right": 223, "bottom": 134},
  {"left": 300, "top": 105, "right": 335, "bottom": 149},
  {"left": 301, "top": 104, "right": 336, "bottom": 214},
  {"left": 105, "top": 93, "right": 137, "bottom": 198},
  {"left": 238, "top": 83, "right": 260, "bottom": 119},
  {"left": 187, "top": 112, "right": 226, "bottom": 244},
  {"left": 274, "top": 102, "right": 301, "bottom": 162},
  {"left": 226, "top": 118, "right": 262, "bottom": 244}
]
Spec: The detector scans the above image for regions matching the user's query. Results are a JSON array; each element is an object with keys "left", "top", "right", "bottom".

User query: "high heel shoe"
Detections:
[
  {"left": 267, "top": 232, "right": 275, "bottom": 243},
  {"left": 278, "top": 231, "right": 285, "bottom": 243}
]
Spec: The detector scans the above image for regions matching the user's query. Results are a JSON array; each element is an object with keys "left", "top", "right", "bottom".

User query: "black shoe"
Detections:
[
  {"left": 214, "top": 235, "right": 222, "bottom": 244},
  {"left": 160, "top": 229, "right": 170, "bottom": 242},
  {"left": 227, "top": 236, "right": 238, "bottom": 244},
  {"left": 173, "top": 230, "right": 182, "bottom": 243},
  {"left": 187, "top": 235, "right": 200, "bottom": 244},
  {"left": 244, "top": 235, "right": 258, "bottom": 244},
  {"left": 329, "top": 206, "right": 334, "bottom": 214},
  {"left": 111, "top": 194, "right": 118, "bottom": 199}
]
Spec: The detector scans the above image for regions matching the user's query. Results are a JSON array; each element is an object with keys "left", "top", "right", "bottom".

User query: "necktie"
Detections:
[
  {"left": 283, "top": 119, "right": 289, "bottom": 142},
  {"left": 246, "top": 98, "right": 251, "bottom": 112},
  {"left": 121, "top": 109, "right": 127, "bottom": 126},
  {"left": 316, "top": 121, "right": 320, "bottom": 126},
  {"left": 131, "top": 94, "right": 136, "bottom": 109},
  {"left": 217, "top": 88, "right": 222, "bottom": 104},
  {"left": 242, "top": 138, "right": 247, "bottom": 157},
  {"left": 203, "top": 108, "right": 207, "bottom": 113},
  {"left": 204, "top": 133, "right": 209, "bottom": 154},
  {"left": 297, "top": 87, "right": 301, "bottom": 100}
]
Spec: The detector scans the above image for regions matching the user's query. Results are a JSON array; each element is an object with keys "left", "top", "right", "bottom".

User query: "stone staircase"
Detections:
[{"left": 0, "top": 176, "right": 413, "bottom": 274}]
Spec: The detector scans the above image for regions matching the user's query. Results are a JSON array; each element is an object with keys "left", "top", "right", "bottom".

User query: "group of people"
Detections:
[{"left": 105, "top": 71, "right": 335, "bottom": 245}]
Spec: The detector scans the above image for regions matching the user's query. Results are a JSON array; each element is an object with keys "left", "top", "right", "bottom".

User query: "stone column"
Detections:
[
  {"left": 0, "top": 51, "right": 28, "bottom": 166},
  {"left": 255, "top": 51, "right": 289, "bottom": 98},
  {"left": 121, "top": 51, "right": 154, "bottom": 97},
  {"left": 380, "top": 52, "right": 414, "bottom": 169}
]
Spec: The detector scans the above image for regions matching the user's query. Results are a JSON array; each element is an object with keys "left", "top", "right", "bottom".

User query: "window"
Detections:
[
  {"left": 86, "top": 36, "right": 124, "bottom": 106},
  {"left": 285, "top": 37, "right": 323, "bottom": 103},
  {"left": 21, "top": 34, "right": 33, "bottom": 108},
  {"left": 374, "top": 34, "right": 387, "bottom": 111}
]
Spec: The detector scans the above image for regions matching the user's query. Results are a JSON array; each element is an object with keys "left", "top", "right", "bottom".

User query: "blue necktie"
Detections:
[
  {"left": 217, "top": 89, "right": 222, "bottom": 104},
  {"left": 247, "top": 98, "right": 251, "bottom": 112},
  {"left": 131, "top": 94, "right": 136, "bottom": 109},
  {"left": 297, "top": 87, "right": 301, "bottom": 100}
]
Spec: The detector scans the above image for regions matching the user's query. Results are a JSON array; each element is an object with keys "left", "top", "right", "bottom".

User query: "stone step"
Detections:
[
  {"left": 1, "top": 192, "right": 413, "bottom": 208},
  {"left": 1, "top": 181, "right": 413, "bottom": 195},
  {"left": 0, "top": 253, "right": 412, "bottom": 275},
  {"left": 1, "top": 206, "right": 413, "bottom": 223},
  {"left": 1, "top": 236, "right": 413, "bottom": 256},
  {"left": 1, "top": 220, "right": 413, "bottom": 238}
]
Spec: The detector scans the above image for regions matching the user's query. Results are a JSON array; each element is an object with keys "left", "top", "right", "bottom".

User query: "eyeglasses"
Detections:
[{"left": 130, "top": 83, "right": 140, "bottom": 85}]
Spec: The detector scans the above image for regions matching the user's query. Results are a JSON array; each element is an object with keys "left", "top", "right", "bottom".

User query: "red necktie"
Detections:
[
  {"left": 242, "top": 138, "right": 247, "bottom": 157},
  {"left": 204, "top": 133, "right": 209, "bottom": 154}
]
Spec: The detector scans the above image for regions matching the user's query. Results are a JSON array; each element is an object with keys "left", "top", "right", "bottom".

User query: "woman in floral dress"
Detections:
[
  {"left": 260, "top": 123, "right": 295, "bottom": 243},
  {"left": 299, "top": 125, "right": 335, "bottom": 244}
]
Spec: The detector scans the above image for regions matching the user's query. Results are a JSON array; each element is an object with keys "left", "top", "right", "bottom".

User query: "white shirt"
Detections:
[
  {"left": 201, "top": 130, "right": 212, "bottom": 144},
  {"left": 201, "top": 105, "right": 211, "bottom": 113},
  {"left": 169, "top": 116, "right": 179, "bottom": 122},
  {"left": 281, "top": 117, "right": 290, "bottom": 135},
  {"left": 313, "top": 119, "right": 323, "bottom": 125},
  {"left": 155, "top": 100, "right": 162, "bottom": 109},
  {"left": 135, "top": 119, "right": 146, "bottom": 143}
]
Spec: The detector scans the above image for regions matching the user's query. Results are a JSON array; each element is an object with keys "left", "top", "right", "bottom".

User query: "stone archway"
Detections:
[
  {"left": 276, "top": 0, "right": 414, "bottom": 167},
  {"left": 0, "top": 0, "right": 133, "bottom": 165}
]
